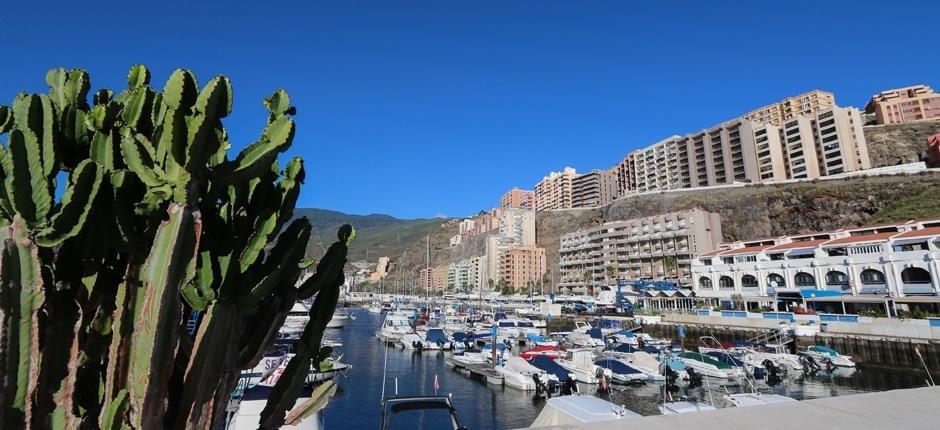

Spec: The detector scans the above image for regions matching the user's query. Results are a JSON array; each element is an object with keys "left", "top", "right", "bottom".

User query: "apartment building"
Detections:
[
  {"left": 620, "top": 105, "right": 870, "bottom": 194},
  {"left": 499, "top": 246, "right": 546, "bottom": 291},
  {"left": 534, "top": 167, "right": 576, "bottom": 211},
  {"left": 419, "top": 266, "right": 448, "bottom": 292},
  {"left": 558, "top": 209, "right": 723, "bottom": 292},
  {"left": 691, "top": 220, "right": 940, "bottom": 312},
  {"left": 865, "top": 85, "right": 940, "bottom": 125},
  {"left": 483, "top": 208, "right": 537, "bottom": 285},
  {"left": 743, "top": 89, "right": 836, "bottom": 126},
  {"left": 448, "top": 256, "right": 484, "bottom": 290},
  {"left": 500, "top": 188, "right": 535, "bottom": 210},
  {"left": 571, "top": 169, "right": 619, "bottom": 208},
  {"left": 613, "top": 153, "right": 637, "bottom": 197}
]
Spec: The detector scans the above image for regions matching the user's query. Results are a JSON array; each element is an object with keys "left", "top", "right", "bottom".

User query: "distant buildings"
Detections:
[
  {"left": 368, "top": 256, "right": 391, "bottom": 281},
  {"left": 484, "top": 208, "right": 540, "bottom": 289},
  {"left": 691, "top": 220, "right": 940, "bottom": 312},
  {"left": 500, "top": 188, "right": 535, "bottom": 210},
  {"left": 571, "top": 169, "right": 618, "bottom": 208},
  {"left": 559, "top": 209, "right": 723, "bottom": 291},
  {"left": 865, "top": 85, "right": 940, "bottom": 125},
  {"left": 499, "top": 246, "right": 546, "bottom": 291},
  {"left": 743, "top": 90, "right": 836, "bottom": 126},
  {"left": 448, "top": 256, "right": 484, "bottom": 291},
  {"left": 535, "top": 167, "right": 577, "bottom": 211},
  {"left": 419, "top": 266, "right": 448, "bottom": 292},
  {"left": 617, "top": 105, "right": 871, "bottom": 194}
]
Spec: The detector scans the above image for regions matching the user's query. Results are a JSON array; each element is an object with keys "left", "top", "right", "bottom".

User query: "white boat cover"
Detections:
[{"left": 530, "top": 395, "right": 641, "bottom": 426}]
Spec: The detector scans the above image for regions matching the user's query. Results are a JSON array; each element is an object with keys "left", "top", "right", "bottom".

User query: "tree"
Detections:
[
  {"left": 0, "top": 66, "right": 348, "bottom": 429},
  {"left": 582, "top": 270, "right": 593, "bottom": 297},
  {"left": 663, "top": 255, "right": 678, "bottom": 278},
  {"left": 605, "top": 265, "right": 617, "bottom": 285}
]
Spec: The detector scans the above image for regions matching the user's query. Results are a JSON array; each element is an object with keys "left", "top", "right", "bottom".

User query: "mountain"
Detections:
[{"left": 293, "top": 208, "right": 450, "bottom": 263}]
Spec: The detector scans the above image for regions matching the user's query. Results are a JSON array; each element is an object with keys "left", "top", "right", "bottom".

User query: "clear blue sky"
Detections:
[{"left": 2, "top": 1, "right": 938, "bottom": 219}]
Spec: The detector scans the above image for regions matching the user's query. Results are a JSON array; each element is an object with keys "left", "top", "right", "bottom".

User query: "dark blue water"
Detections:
[{"left": 321, "top": 310, "right": 932, "bottom": 429}]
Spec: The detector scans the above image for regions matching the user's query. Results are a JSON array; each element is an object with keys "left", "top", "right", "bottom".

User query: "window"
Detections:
[
  {"left": 795, "top": 272, "right": 815, "bottom": 287},
  {"left": 826, "top": 271, "right": 849, "bottom": 285},
  {"left": 860, "top": 269, "right": 885, "bottom": 284},
  {"left": 719, "top": 276, "right": 734, "bottom": 289},
  {"left": 699, "top": 277, "right": 713, "bottom": 289},
  {"left": 893, "top": 242, "right": 928, "bottom": 252},
  {"left": 827, "top": 248, "right": 847, "bottom": 256},
  {"left": 769, "top": 253, "right": 784, "bottom": 261},
  {"left": 901, "top": 267, "right": 932, "bottom": 284},
  {"left": 767, "top": 273, "right": 785, "bottom": 288},
  {"left": 741, "top": 275, "right": 758, "bottom": 289}
]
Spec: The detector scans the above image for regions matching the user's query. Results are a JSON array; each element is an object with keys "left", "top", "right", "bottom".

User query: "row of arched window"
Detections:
[{"left": 699, "top": 267, "right": 932, "bottom": 291}]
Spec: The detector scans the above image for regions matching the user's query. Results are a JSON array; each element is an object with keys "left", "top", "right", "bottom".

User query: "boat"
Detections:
[
  {"left": 284, "top": 302, "right": 310, "bottom": 329},
  {"left": 704, "top": 350, "right": 764, "bottom": 377},
  {"left": 593, "top": 356, "right": 649, "bottom": 384},
  {"left": 376, "top": 315, "right": 412, "bottom": 342},
  {"left": 520, "top": 345, "right": 566, "bottom": 361},
  {"left": 496, "top": 357, "right": 556, "bottom": 391},
  {"left": 800, "top": 345, "right": 856, "bottom": 368},
  {"left": 525, "top": 333, "right": 559, "bottom": 347},
  {"left": 723, "top": 392, "right": 798, "bottom": 408},
  {"left": 326, "top": 309, "right": 353, "bottom": 329},
  {"left": 527, "top": 355, "right": 572, "bottom": 384},
  {"left": 529, "top": 395, "right": 641, "bottom": 426},
  {"left": 566, "top": 328, "right": 606, "bottom": 348},
  {"left": 676, "top": 352, "right": 742, "bottom": 379},
  {"left": 495, "top": 318, "right": 540, "bottom": 340},
  {"left": 401, "top": 328, "right": 449, "bottom": 351},
  {"left": 555, "top": 348, "right": 601, "bottom": 384},
  {"left": 608, "top": 350, "right": 665, "bottom": 382},
  {"left": 380, "top": 396, "right": 465, "bottom": 430}
]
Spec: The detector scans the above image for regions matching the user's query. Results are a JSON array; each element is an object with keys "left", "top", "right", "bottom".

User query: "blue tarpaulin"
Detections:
[
  {"left": 587, "top": 328, "right": 603, "bottom": 339},
  {"left": 426, "top": 329, "right": 446, "bottom": 344},
  {"left": 800, "top": 289, "right": 842, "bottom": 298},
  {"left": 529, "top": 355, "right": 570, "bottom": 381},
  {"left": 594, "top": 358, "right": 642, "bottom": 375}
]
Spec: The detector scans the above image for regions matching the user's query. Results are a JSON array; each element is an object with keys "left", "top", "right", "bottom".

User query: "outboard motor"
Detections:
[
  {"left": 532, "top": 373, "right": 545, "bottom": 400},
  {"left": 686, "top": 368, "right": 703, "bottom": 388},
  {"left": 763, "top": 359, "right": 783, "bottom": 386},
  {"left": 560, "top": 376, "right": 577, "bottom": 396},
  {"left": 412, "top": 340, "right": 422, "bottom": 351},
  {"left": 801, "top": 354, "right": 820, "bottom": 373}
]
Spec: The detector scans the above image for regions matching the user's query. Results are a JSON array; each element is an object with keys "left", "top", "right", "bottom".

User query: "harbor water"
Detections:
[{"left": 320, "top": 310, "right": 933, "bottom": 429}]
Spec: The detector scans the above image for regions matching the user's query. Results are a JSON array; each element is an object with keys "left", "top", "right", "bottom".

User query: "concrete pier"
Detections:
[{"left": 523, "top": 386, "right": 940, "bottom": 429}]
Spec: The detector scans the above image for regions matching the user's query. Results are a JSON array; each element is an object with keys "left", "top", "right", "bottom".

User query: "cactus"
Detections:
[{"left": 0, "top": 66, "right": 349, "bottom": 429}]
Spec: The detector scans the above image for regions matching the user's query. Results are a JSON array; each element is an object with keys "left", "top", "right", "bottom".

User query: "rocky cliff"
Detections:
[{"left": 864, "top": 120, "right": 940, "bottom": 167}]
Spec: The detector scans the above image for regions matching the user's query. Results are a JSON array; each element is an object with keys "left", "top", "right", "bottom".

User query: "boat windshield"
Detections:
[
  {"left": 518, "top": 322, "right": 535, "bottom": 328},
  {"left": 498, "top": 322, "right": 516, "bottom": 327}
]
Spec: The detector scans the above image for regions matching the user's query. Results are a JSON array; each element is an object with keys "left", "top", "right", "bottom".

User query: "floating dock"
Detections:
[{"left": 522, "top": 386, "right": 940, "bottom": 429}]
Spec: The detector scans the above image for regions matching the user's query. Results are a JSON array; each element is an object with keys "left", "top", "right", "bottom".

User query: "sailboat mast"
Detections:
[{"left": 425, "top": 235, "right": 430, "bottom": 312}]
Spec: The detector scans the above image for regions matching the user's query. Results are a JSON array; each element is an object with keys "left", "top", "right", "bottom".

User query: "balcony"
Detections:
[
  {"left": 902, "top": 282, "right": 936, "bottom": 296},
  {"left": 859, "top": 283, "right": 888, "bottom": 295}
]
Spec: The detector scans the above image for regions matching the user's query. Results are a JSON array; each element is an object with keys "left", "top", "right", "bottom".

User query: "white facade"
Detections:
[
  {"left": 691, "top": 221, "right": 940, "bottom": 301},
  {"left": 448, "top": 256, "right": 484, "bottom": 291}
]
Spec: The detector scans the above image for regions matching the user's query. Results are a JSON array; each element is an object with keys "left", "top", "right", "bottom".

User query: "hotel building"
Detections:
[
  {"left": 535, "top": 167, "right": 577, "bottom": 211},
  {"left": 691, "top": 220, "right": 940, "bottom": 312},
  {"left": 865, "top": 85, "right": 940, "bottom": 125},
  {"left": 558, "top": 209, "right": 723, "bottom": 291},
  {"left": 571, "top": 169, "right": 619, "bottom": 208},
  {"left": 743, "top": 89, "right": 836, "bottom": 126},
  {"left": 499, "top": 246, "right": 546, "bottom": 291},
  {"left": 500, "top": 188, "right": 535, "bottom": 210}
]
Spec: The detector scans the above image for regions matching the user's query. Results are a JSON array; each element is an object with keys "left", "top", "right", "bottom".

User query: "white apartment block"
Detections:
[
  {"left": 482, "top": 208, "right": 537, "bottom": 286},
  {"left": 448, "top": 256, "right": 484, "bottom": 290},
  {"left": 691, "top": 220, "right": 940, "bottom": 310},
  {"left": 558, "top": 209, "right": 723, "bottom": 292}
]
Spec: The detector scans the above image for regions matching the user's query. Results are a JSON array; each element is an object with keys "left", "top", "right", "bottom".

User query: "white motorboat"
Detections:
[
  {"left": 495, "top": 318, "right": 540, "bottom": 340},
  {"left": 723, "top": 392, "right": 798, "bottom": 408},
  {"left": 800, "top": 345, "right": 856, "bottom": 368},
  {"left": 530, "top": 395, "right": 641, "bottom": 426},
  {"left": 400, "top": 328, "right": 449, "bottom": 351},
  {"left": 742, "top": 349, "right": 803, "bottom": 373},
  {"left": 447, "top": 351, "right": 487, "bottom": 368},
  {"left": 283, "top": 302, "right": 310, "bottom": 329},
  {"left": 609, "top": 351, "right": 665, "bottom": 382},
  {"left": 525, "top": 333, "right": 559, "bottom": 347},
  {"left": 555, "top": 349, "right": 601, "bottom": 384},
  {"left": 594, "top": 356, "right": 648, "bottom": 384},
  {"left": 326, "top": 309, "right": 353, "bottom": 329},
  {"left": 496, "top": 357, "right": 556, "bottom": 391},
  {"left": 675, "top": 352, "right": 741, "bottom": 379},
  {"left": 376, "top": 315, "right": 412, "bottom": 342}
]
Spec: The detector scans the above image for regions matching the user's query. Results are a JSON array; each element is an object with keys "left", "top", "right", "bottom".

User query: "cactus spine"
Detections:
[{"left": 0, "top": 66, "right": 349, "bottom": 429}]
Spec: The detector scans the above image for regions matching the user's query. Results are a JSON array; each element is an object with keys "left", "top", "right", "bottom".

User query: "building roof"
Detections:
[
  {"left": 823, "top": 231, "right": 900, "bottom": 246},
  {"left": 765, "top": 239, "right": 830, "bottom": 251},
  {"left": 699, "top": 249, "right": 725, "bottom": 257},
  {"left": 718, "top": 245, "right": 775, "bottom": 256},
  {"left": 894, "top": 226, "right": 940, "bottom": 239}
]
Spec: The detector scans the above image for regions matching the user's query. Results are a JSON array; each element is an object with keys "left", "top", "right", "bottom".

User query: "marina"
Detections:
[{"left": 303, "top": 304, "right": 937, "bottom": 429}]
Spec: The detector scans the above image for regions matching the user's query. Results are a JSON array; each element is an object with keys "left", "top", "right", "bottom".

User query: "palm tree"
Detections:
[
  {"left": 605, "top": 265, "right": 617, "bottom": 286},
  {"left": 662, "top": 255, "right": 677, "bottom": 279},
  {"left": 582, "top": 270, "right": 593, "bottom": 297}
]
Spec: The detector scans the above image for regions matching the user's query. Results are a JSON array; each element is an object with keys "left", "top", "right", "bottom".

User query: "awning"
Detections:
[
  {"left": 805, "top": 295, "right": 891, "bottom": 304},
  {"left": 693, "top": 290, "right": 732, "bottom": 298},
  {"left": 894, "top": 296, "right": 940, "bottom": 304},
  {"left": 799, "top": 289, "right": 842, "bottom": 299}
]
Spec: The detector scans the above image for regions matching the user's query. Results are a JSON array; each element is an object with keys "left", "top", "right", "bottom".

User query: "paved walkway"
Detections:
[{"left": 522, "top": 386, "right": 940, "bottom": 430}]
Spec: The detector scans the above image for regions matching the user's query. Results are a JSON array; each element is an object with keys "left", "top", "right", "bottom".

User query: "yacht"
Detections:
[
  {"left": 495, "top": 318, "right": 540, "bottom": 340},
  {"left": 676, "top": 352, "right": 742, "bottom": 379},
  {"left": 496, "top": 357, "right": 556, "bottom": 391},
  {"left": 380, "top": 396, "right": 464, "bottom": 430},
  {"left": 800, "top": 345, "right": 856, "bottom": 368},
  {"left": 376, "top": 315, "right": 412, "bottom": 342},
  {"left": 283, "top": 302, "right": 310, "bottom": 329},
  {"left": 326, "top": 309, "right": 354, "bottom": 329}
]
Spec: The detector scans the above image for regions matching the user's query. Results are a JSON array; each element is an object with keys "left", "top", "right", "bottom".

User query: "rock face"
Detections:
[{"left": 864, "top": 120, "right": 940, "bottom": 167}]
